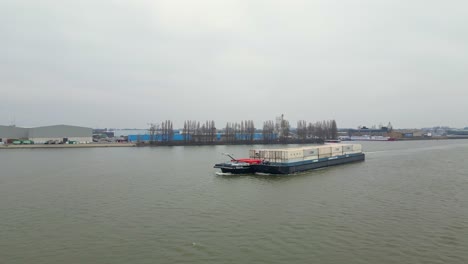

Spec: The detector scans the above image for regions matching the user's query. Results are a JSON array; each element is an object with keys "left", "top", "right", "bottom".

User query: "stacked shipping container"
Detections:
[{"left": 249, "top": 144, "right": 362, "bottom": 164}]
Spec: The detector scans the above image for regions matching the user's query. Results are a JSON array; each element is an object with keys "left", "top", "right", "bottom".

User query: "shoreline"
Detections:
[
  {"left": 392, "top": 136, "right": 468, "bottom": 141},
  {"left": 0, "top": 143, "right": 136, "bottom": 149},
  {"left": 2, "top": 137, "right": 467, "bottom": 149}
]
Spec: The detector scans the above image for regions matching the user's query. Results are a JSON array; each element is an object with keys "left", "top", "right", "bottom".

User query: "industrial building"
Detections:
[
  {"left": 447, "top": 129, "right": 468, "bottom": 137},
  {"left": 0, "top": 125, "right": 92, "bottom": 144},
  {"left": 127, "top": 132, "right": 272, "bottom": 142}
]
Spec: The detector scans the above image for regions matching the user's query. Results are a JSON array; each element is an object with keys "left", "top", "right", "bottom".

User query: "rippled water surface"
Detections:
[{"left": 1, "top": 140, "right": 468, "bottom": 264}]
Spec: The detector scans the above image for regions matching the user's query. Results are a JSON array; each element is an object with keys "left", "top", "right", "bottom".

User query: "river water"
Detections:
[{"left": 1, "top": 140, "right": 468, "bottom": 264}]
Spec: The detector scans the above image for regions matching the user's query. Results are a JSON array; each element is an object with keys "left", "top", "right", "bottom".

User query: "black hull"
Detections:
[
  {"left": 219, "top": 167, "right": 255, "bottom": 174},
  {"left": 251, "top": 153, "right": 365, "bottom": 174},
  {"left": 214, "top": 163, "right": 255, "bottom": 174}
]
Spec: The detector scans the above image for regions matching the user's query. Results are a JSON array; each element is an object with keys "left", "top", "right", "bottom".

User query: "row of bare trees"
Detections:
[
  {"left": 296, "top": 120, "right": 338, "bottom": 140},
  {"left": 224, "top": 120, "right": 256, "bottom": 143},
  {"left": 148, "top": 120, "right": 174, "bottom": 144},
  {"left": 161, "top": 120, "right": 174, "bottom": 142},
  {"left": 262, "top": 120, "right": 276, "bottom": 143},
  {"left": 182, "top": 120, "right": 217, "bottom": 143},
  {"left": 145, "top": 118, "right": 338, "bottom": 144}
]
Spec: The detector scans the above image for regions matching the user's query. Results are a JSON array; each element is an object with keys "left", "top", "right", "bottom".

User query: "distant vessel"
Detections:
[
  {"left": 214, "top": 144, "right": 365, "bottom": 175},
  {"left": 349, "top": 135, "right": 396, "bottom": 141}
]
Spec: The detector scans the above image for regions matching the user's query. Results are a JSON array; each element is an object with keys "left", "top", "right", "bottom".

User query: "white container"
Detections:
[
  {"left": 287, "top": 149, "right": 304, "bottom": 159},
  {"left": 280, "top": 151, "right": 287, "bottom": 160},
  {"left": 319, "top": 153, "right": 332, "bottom": 158},
  {"left": 303, "top": 155, "right": 319, "bottom": 161},
  {"left": 331, "top": 146, "right": 343, "bottom": 153},
  {"left": 283, "top": 158, "right": 305, "bottom": 163},
  {"left": 271, "top": 151, "right": 285, "bottom": 161},
  {"left": 318, "top": 146, "right": 332, "bottom": 154},
  {"left": 252, "top": 145, "right": 360, "bottom": 161},
  {"left": 342, "top": 145, "right": 353, "bottom": 152},
  {"left": 264, "top": 151, "right": 271, "bottom": 159},
  {"left": 303, "top": 147, "right": 319, "bottom": 157}
]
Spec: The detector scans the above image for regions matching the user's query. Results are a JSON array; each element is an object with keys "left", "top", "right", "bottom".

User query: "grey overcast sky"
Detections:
[{"left": 1, "top": 0, "right": 467, "bottom": 129}]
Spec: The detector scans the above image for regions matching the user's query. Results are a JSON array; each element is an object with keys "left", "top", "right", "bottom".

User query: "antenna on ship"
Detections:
[{"left": 222, "top": 153, "right": 237, "bottom": 161}]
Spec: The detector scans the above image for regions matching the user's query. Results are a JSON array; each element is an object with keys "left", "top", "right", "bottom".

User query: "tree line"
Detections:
[
  {"left": 142, "top": 117, "right": 338, "bottom": 145},
  {"left": 147, "top": 120, "right": 174, "bottom": 144},
  {"left": 224, "top": 120, "right": 256, "bottom": 143},
  {"left": 296, "top": 120, "right": 338, "bottom": 141},
  {"left": 182, "top": 120, "right": 217, "bottom": 143}
]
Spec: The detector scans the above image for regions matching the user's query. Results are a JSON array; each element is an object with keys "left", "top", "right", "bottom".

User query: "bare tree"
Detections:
[
  {"left": 315, "top": 121, "right": 324, "bottom": 139},
  {"left": 224, "top": 122, "right": 231, "bottom": 143},
  {"left": 330, "top": 120, "right": 338, "bottom": 139},
  {"left": 307, "top": 122, "right": 315, "bottom": 139},
  {"left": 247, "top": 120, "right": 255, "bottom": 142},
  {"left": 161, "top": 120, "right": 174, "bottom": 142},
  {"left": 183, "top": 121, "right": 188, "bottom": 143},
  {"left": 297, "top": 120, "right": 307, "bottom": 141},
  {"left": 280, "top": 119, "right": 290, "bottom": 143},
  {"left": 262, "top": 120, "right": 275, "bottom": 143},
  {"left": 233, "top": 122, "right": 240, "bottom": 143},
  {"left": 148, "top": 123, "right": 160, "bottom": 144},
  {"left": 182, "top": 120, "right": 198, "bottom": 143}
]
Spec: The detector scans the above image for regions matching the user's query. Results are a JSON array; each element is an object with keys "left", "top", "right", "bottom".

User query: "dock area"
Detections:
[{"left": 0, "top": 143, "right": 136, "bottom": 149}]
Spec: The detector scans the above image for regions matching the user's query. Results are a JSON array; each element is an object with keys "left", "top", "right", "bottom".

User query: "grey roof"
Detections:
[
  {"left": 28, "top": 125, "right": 92, "bottom": 138},
  {"left": 0, "top": 125, "right": 29, "bottom": 138},
  {"left": 0, "top": 124, "right": 92, "bottom": 138}
]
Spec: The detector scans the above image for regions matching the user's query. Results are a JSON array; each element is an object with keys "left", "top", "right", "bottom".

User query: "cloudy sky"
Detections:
[{"left": 1, "top": 0, "right": 467, "bottom": 129}]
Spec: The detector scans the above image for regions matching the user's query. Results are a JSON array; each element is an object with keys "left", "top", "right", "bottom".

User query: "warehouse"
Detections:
[
  {"left": 0, "top": 125, "right": 92, "bottom": 144},
  {"left": 0, "top": 125, "right": 29, "bottom": 143}
]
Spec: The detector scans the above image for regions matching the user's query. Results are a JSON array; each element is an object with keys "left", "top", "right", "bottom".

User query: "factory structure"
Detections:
[{"left": 0, "top": 125, "right": 92, "bottom": 144}]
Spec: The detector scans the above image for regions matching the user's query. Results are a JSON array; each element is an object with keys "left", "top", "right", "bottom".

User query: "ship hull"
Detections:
[
  {"left": 213, "top": 163, "right": 254, "bottom": 174},
  {"left": 251, "top": 153, "right": 365, "bottom": 175}
]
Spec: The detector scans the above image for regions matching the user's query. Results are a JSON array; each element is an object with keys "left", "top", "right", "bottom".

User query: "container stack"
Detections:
[
  {"left": 331, "top": 145, "right": 343, "bottom": 156},
  {"left": 303, "top": 147, "right": 319, "bottom": 161},
  {"left": 318, "top": 146, "right": 332, "bottom": 159},
  {"left": 250, "top": 144, "right": 363, "bottom": 164},
  {"left": 342, "top": 144, "right": 362, "bottom": 154},
  {"left": 250, "top": 148, "right": 305, "bottom": 163}
]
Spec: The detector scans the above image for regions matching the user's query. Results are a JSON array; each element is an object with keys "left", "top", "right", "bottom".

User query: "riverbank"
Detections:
[
  {"left": 0, "top": 143, "right": 136, "bottom": 149},
  {"left": 135, "top": 138, "right": 324, "bottom": 147},
  {"left": 395, "top": 136, "right": 468, "bottom": 141},
  {"left": 3, "top": 137, "right": 466, "bottom": 149}
]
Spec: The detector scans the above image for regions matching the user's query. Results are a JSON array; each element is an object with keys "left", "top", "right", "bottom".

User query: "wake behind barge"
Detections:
[{"left": 214, "top": 144, "right": 365, "bottom": 175}]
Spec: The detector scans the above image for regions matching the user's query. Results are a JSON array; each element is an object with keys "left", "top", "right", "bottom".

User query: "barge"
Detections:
[
  {"left": 214, "top": 144, "right": 365, "bottom": 175},
  {"left": 350, "top": 136, "right": 396, "bottom": 141}
]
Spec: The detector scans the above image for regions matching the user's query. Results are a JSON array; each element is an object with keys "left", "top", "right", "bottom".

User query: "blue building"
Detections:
[
  {"left": 127, "top": 132, "right": 275, "bottom": 142},
  {"left": 128, "top": 134, "right": 186, "bottom": 142}
]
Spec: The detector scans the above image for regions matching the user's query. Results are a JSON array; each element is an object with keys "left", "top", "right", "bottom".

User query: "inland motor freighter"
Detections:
[{"left": 214, "top": 144, "right": 364, "bottom": 175}]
